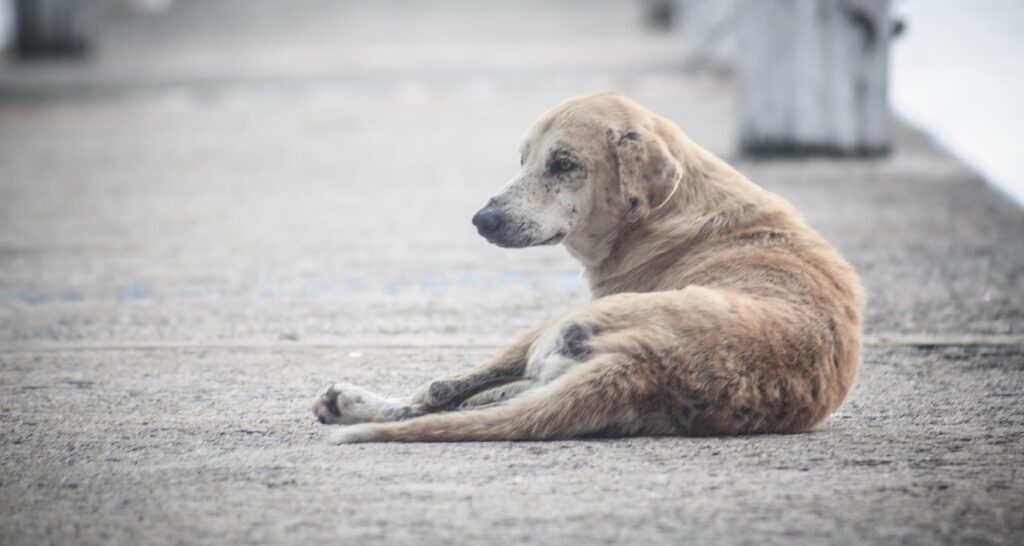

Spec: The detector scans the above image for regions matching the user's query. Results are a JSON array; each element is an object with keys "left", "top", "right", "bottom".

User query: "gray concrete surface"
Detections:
[{"left": 1, "top": 1, "right": 1022, "bottom": 544}]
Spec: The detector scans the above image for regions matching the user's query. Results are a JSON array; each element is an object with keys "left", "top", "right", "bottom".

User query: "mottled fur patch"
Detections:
[{"left": 560, "top": 323, "right": 591, "bottom": 360}]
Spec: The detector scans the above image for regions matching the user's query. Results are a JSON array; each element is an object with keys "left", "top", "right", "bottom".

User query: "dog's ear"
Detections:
[{"left": 610, "top": 128, "right": 683, "bottom": 222}]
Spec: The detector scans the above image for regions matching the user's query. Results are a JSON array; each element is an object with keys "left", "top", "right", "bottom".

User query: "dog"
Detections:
[{"left": 312, "top": 92, "right": 864, "bottom": 443}]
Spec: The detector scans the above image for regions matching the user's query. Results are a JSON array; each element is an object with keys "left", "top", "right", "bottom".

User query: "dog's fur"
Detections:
[{"left": 312, "top": 92, "right": 864, "bottom": 443}]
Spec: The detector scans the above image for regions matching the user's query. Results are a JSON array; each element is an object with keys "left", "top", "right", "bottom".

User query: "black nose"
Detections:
[{"left": 472, "top": 208, "right": 503, "bottom": 236}]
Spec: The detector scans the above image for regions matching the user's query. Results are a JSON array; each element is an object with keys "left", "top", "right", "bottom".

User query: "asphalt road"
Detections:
[{"left": 1, "top": 1, "right": 1022, "bottom": 544}]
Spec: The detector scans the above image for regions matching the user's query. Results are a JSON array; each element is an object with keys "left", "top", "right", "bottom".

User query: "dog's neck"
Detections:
[{"left": 565, "top": 146, "right": 791, "bottom": 298}]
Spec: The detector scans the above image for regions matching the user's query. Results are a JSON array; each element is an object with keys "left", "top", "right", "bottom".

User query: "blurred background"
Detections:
[
  {"left": 1, "top": 2, "right": 1022, "bottom": 545},
  {"left": 1, "top": 0, "right": 1019, "bottom": 344}
]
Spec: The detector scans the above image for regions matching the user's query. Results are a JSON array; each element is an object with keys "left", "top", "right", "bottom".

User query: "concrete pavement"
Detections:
[{"left": 1, "top": 1, "right": 1022, "bottom": 544}]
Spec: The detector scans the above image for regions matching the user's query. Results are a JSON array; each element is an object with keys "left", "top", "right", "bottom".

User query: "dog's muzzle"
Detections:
[
  {"left": 471, "top": 205, "right": 562, "bottom": 248},
  {"left": 473, "top": 205, "right": 528, "bottom": 247}
]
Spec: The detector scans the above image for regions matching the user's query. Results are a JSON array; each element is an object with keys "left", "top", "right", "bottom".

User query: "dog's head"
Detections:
[{"left": 472, "top": 93, "right": 683, "bottom": 249}]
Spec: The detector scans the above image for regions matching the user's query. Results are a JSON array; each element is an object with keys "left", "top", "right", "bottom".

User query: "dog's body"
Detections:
[{"left": 313, "top": 93, "right": 864, "bottom": 443}]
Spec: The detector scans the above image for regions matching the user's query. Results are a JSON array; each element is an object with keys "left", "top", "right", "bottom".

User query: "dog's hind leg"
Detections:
[
  {"left": 407, "top": 325, "right": 549, "bottom": 409},
  {"left": 313, "top": 325, "right": 549, "bottom": 425},
  {"left": 328, "top": 355, "right": 668, "bottom": 443},
  {"left": 457, "top": 379, "right": 536, "bottom": 408}
]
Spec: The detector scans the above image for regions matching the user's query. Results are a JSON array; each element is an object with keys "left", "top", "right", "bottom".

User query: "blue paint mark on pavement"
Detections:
[{"left": 119, "top": 282, "right": 152, "bottom": 302}]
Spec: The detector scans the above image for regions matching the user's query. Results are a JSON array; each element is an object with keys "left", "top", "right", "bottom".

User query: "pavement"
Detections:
[{"left": 1, "top": 1, "right": 1022, "bottom": 545}]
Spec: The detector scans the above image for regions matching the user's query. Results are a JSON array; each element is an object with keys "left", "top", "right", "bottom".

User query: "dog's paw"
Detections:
[
  {"left": 312, "top": 384, "right": 346, "bottom": 424},
  {"left": 328, "top": 424, "right": 380, "bottom": 444},
  {"left": 312, "top": 383, "right": 374, "bottom": 425},
  {"left": 312, "top": 383, "right": 413, "bottom": 425}
]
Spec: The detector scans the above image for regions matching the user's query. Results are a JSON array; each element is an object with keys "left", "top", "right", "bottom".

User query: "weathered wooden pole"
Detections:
[
  {"left": 679, "top": 0, "right": 738, "bottom": 74},
  {"left": 14, "top": 0, "right": 93, "bottom": 57},
  {"left": 736, "top": 0, "right": 892, "bottom": 156},
  {"left": 0, "top": 0, "right": 13, "bottom": 52}
]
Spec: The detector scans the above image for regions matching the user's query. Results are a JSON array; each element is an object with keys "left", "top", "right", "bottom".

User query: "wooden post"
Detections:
[
  {"left": 680, "top": 0, "right": 738, "bottom": 74},
  {"left": 737, "top": 0, "right": 892, "bottom": 156},
  {"left": 0, "top": 0, "right": 12, "bottom": 52},
  {"left": 14, "top": 0, "right": 93, "bottom": 57},
  {"left": 643, "top": 0, "right": 677, "bottom": 29}
]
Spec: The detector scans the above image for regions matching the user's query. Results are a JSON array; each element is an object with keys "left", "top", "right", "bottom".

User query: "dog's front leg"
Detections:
[
  {"left": 313, "top": 325, "right": 546, "bottom": 425},
  {"left": 312, "top": 383, "right": 427, "bottom": 425},
  {"left": 408, "top": 325, "right": 547, "bottom": 409}
]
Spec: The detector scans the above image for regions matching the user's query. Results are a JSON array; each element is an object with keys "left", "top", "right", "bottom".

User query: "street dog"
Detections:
[{"left": 312, "top": 92, "right": 864, "bottom": 443}]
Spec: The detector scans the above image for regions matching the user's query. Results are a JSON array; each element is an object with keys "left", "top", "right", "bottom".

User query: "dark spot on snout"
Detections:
[
  {"left": 628, "top": 196, "right": 641, "bottom": 209},
  {"left": 561, "top": 323, "right": 592, "bottom": 360},
  {"left": 317, "top": 414, "right": 327, "bottom": 424}
]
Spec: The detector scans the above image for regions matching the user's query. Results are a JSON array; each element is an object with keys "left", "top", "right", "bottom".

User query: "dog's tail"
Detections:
[{"left": 329, "top": 355, "right": 656, "bottom": 443}]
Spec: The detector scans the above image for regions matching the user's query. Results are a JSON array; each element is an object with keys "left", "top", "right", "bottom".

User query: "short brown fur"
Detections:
[{"left": 312, "top": 93, "right": 864, "bottom": 443}]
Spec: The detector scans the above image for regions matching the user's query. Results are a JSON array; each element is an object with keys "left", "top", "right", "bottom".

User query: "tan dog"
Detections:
[{"left": 312, "top": 92, "right": 864, "bottom": 443}]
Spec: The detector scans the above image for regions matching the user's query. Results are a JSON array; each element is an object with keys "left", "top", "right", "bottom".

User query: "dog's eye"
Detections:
[{"left": 555, "top": 157, "right": 575, "bottom": 172}]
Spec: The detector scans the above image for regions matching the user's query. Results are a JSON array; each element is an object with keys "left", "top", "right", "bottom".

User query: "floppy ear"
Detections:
[{"left": 611, "top": 128, "right": 683, "bottom": 222}]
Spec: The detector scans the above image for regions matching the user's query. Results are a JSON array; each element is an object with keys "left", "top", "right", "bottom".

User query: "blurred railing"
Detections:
[
  {"left": 7, "top": 0, "right": 94, "bottom": 57},
  {"left": 678, "top": 0, "right": 894, "bottom": 157}
]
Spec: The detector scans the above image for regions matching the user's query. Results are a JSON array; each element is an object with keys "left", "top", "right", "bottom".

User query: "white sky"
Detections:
[{"left": 891, "top": 0, "right": 1024, "bottom": 206}]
